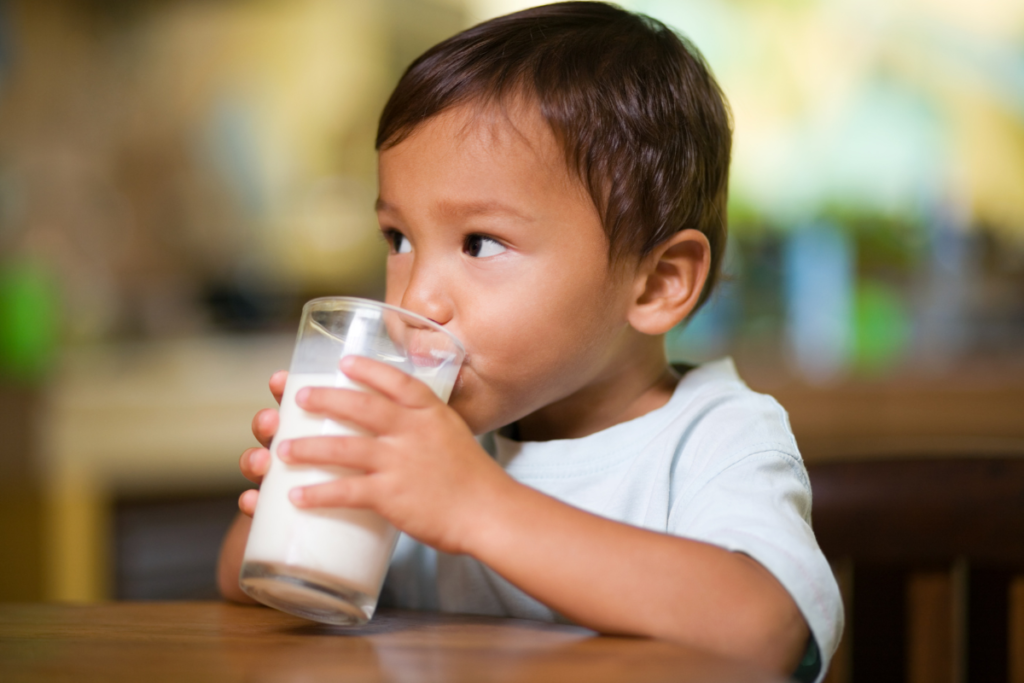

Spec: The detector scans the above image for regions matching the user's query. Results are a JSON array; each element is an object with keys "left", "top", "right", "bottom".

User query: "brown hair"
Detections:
[{"left": 376, "top": 1, "right": 732, "bottom": 310}]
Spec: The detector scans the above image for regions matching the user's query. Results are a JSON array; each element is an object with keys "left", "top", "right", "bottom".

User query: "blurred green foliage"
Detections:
[{"left": 0, "top": 260, "right": 59, "bottom": 381}]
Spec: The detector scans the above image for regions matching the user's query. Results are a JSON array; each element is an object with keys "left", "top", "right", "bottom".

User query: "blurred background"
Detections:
[{"left": 0, "top": 0, "right": 1021, "bottom": 678}]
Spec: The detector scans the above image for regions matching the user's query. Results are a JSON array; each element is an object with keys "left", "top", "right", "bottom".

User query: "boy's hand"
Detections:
[
  {"left": 238, "top": 370, "right": 288, "bottom": 517},
  {"left": 279, "top": 355, "right": 511, "bottom": 556}
]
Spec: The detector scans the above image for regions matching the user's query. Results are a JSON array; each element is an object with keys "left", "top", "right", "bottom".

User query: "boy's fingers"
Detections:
[
  {"left": 339, "top": 355, "right": 437, "bottom": 407},
  {"left": 279, "top": 437, "right": 378, "bottom": 471},
  {"left": 240, "top": 447, "right": 270, "bottom": 483},
  {"left": 252, "top": 408, "right": 280, "bottom": 448},
  {"left": 269, "top": 370, "right": 288, "bottom": 405},
  {"left": 290, "top": 475, "right": 376, "bottom": 510},
  {"left": 239, "top": 489, "right": 259, "bottom": 517},
  {"left": 299, "top": 386, "right": 400, "bottom": 435}
]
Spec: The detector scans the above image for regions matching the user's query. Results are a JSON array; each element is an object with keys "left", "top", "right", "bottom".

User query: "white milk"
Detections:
[
  {"left": 243, "top": 372, "right": 391, "bottom": 598},
  {"left": 243, "top": 365, "right": 455, "bottom": 601}
]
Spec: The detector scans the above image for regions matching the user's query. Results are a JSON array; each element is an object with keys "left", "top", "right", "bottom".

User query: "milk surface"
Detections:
[{"left": 243, "top": 366, "right": 454, "bottom": 598}]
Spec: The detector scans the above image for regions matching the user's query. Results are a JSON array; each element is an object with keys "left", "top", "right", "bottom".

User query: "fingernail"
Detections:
[
  {"left": 296, "top": 388, "right": 310, "bottom": 405},
  {"left": 289, "top": 488, "right": 305, "bottom": 506},
  {"left": 340, "top": 355, "right": 356, "bottom": 371},
  {"left": 278, "top": 441, "right": 291, "bottom": 460}
]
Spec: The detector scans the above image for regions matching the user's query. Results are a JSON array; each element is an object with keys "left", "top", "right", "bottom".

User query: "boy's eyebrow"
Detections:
[{"left": 376, "top": 198, "right": 534, "bottom": 223}]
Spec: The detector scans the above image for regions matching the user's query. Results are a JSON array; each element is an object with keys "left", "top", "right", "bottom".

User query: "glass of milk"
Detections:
[{"left": 239, "top": 297, "right": 464, "bottom": 625}]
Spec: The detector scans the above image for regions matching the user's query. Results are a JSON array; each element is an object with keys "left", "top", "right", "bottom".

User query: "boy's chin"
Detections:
[
  {"left": 448, "top": 394, "right": 502, "bottom": 437},
  {"left": 449, "top": 402, "right": 487, "bottom": 436}
]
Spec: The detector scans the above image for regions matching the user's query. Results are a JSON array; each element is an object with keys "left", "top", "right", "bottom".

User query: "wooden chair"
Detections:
[{"left": 807, "top": 457, "right": 1024, "bottom": 683}]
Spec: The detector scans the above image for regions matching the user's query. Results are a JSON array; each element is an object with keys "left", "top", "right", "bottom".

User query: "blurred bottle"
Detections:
[{"left": 784, "top": 222, "right": 854, "bottom": 383}]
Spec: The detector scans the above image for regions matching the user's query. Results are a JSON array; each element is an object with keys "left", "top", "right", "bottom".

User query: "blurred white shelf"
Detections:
[{"left": 41, "top": 334, "right": 294, "bottom": 602}]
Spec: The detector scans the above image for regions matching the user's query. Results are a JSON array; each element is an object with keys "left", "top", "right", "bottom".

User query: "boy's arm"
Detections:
[
  {"left": 283, "top": 356, "right": 810, "bottom": 675},
  {"left": 217, "top": 513, "right": 257, "bottom": 604},
  {"left": 461, "top": 480, "right": 810, "bottom": 673},
  {"left": 217, "top": 371, "right": 286, "bottom": 605}
]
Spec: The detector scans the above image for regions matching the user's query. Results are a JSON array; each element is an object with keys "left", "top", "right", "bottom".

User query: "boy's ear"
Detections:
[{"left": 626, "top": 229, "right": 711, "bottom": 335}]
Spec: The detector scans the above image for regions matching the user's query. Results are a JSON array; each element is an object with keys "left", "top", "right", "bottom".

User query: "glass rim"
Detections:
[{"left": 302, "top": 296, "right": 465, "bottom": 355}]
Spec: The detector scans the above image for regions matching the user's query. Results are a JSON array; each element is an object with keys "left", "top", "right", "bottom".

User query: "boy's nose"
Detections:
[{"left": 399, "top": 265, "right": 454, "bottom": 327}]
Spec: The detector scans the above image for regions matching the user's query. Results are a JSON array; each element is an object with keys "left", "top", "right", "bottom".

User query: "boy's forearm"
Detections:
[
  {"left": 217, "top": 513, "right": 259, "bottom": 604},
  {"left": 462, "top": 480, "right": 809, "bottom": 674}
]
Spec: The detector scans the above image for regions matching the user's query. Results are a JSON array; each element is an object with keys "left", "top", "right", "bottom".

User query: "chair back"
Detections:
[{"left": 808, "top": 457, "right": 1024, "bottom": 683}]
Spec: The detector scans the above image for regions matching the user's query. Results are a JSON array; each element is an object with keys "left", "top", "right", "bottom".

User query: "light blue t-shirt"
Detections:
[{"left": 382, "top": 358, "right": 843, "bottom": 680}]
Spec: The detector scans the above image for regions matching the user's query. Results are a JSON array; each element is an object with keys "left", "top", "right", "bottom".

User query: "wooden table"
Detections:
[{"left": 0, "top": 603, "right": 785, "bottom": 682}]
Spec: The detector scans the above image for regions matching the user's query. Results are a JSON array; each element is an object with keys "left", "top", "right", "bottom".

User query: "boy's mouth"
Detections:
[
  {"left": 405, "top": 327, "right": 464, "bottom": 367},
  {"left": 408, "top": 348, "right": 460, "bottom": 369}
]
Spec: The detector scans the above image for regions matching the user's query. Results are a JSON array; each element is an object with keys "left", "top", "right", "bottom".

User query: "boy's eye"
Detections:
[
  {"left": 385, "top": 230, "right": 412, "bottom": 254},
  {"left": 463, "top": 234, "right": 506, "bottom": 258}
]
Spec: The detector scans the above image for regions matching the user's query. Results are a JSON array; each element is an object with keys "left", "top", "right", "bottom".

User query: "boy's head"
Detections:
[
  {"left": 374, "top": 2, "right": 732, "bottom": 436},
  {"left": 378, "top": 1, "right": 732, "bottom": 308}
]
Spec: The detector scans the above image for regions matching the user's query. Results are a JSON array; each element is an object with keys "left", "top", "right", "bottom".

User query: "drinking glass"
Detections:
[{"left": 239, "top": 297, "right": 465, "bottom": 624}]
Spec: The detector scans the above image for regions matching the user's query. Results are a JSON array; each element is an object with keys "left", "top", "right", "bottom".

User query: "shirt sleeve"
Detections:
[{"left": 666, "top": 392, "right": 844, "bottom": 683}]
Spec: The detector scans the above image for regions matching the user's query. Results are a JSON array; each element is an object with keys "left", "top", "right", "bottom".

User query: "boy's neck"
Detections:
[{"left": 513, "top": 335, "right": 680, "bottom": 442}]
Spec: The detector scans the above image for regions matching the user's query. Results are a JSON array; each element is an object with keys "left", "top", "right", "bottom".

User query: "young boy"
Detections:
[{"left": 218, "top": 3, "right": 843, "bottom": 680}]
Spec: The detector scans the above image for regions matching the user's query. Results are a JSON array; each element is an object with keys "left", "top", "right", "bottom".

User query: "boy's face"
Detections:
[{"left": 377, "top": 100, "right": 640, "bottom": 435}]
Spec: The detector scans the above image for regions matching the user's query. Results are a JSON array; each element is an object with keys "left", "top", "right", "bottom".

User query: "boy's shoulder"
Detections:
[
  {"left": 669, "top": 359, "right": 799, "bottom": 449},
  {"left": 661, "top": 359, "right": 806, "bottom": 483}
]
